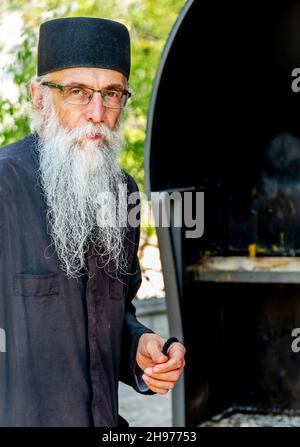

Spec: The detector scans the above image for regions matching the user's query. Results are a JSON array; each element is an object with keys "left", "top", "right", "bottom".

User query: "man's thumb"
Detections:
[{"left": 149, "top": 340, "right": 168, "bottom": 363}]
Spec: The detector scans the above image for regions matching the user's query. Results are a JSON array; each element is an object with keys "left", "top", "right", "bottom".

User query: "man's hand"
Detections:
[{"left": 136, "top": 333, "right": 186, "bottom": 394}]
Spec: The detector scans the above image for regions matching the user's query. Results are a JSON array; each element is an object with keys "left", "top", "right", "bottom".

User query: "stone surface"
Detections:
[
  {"left": 200, "top": 411, "right": 300, "bottom": 427},
  {"left": 118, "top": 382, "right": 172, "bottom": 427}
]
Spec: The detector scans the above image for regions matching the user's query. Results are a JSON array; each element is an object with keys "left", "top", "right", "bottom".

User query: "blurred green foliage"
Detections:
[{"left": 0, "top": 0, "right": 185, "bottom": 192}]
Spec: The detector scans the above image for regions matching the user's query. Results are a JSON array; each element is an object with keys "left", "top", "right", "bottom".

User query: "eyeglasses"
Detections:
[{"left": 41, "top": 81, "right": 132, "bottom": 109}]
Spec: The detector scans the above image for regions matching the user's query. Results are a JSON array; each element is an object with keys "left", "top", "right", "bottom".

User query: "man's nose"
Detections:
[{"left": 85, "top": 92, "right": 106, "bottom": 123}]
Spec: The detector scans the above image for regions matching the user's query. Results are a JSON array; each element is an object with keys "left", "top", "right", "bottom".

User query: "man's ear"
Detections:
[{"left": 30, "top": 80, "right": 43, "bottom": 110}]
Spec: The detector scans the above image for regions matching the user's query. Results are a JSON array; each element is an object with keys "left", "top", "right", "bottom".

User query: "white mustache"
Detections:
[{"left": 67, "top": 123, "right": 116, "bottom": 143}]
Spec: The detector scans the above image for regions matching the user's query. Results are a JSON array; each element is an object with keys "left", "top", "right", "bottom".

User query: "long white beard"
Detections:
[{"left": 30, "top": 91, "right": 128, "bottom": 279}]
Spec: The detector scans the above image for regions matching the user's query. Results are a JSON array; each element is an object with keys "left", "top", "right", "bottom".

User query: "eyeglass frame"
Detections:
[{"left": 41, "top": 81, "right": 132, "bottom": 109}]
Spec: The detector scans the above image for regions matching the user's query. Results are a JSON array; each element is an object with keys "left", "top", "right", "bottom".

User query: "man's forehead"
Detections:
[{"left": 47, "top": 66, "right": 127, "bottom": 86}]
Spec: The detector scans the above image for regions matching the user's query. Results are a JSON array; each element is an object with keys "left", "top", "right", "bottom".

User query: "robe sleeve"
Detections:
[
  {"left": 118, "top": 173, "right": 156, "bottom": 394},
  {"left": 119, "top": 256, "right": 156, "bottom": 394},
  {"left": 0, "top": 189, "right": 3, "bottom": 255}
]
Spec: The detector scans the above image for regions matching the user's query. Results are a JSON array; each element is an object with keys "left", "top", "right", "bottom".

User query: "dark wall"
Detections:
[
  {"left": 149, "top": 0, "right": 300, "bottom": 255},
  {"left": 149, "top": 0, "right": 300, "bottom": 189}
]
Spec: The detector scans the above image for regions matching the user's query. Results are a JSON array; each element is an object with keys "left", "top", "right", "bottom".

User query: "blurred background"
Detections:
[{"left": 0, "top": 0, "right": 186, "bottom": 426}]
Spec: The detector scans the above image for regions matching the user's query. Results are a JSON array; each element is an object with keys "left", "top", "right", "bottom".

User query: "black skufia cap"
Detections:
[{"left": 37, "top": 17, "right": 131, "bottom": 79}]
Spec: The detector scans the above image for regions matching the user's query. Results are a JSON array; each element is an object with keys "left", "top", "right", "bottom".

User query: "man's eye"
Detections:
[
  {"left": 106, "top": 90, "right": 120, "bottom": 98},
  {"left": 70, "top": 89, "right": 84, "bottom": 96}
]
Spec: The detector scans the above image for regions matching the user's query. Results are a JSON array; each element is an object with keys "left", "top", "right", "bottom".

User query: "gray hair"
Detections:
[{"left": 31, "top": 74, "right": 49, "bottom": 86}]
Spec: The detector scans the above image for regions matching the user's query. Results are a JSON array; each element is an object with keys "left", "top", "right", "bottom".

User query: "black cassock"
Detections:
[{"left": 0, "top": 134, "right": 154, "bottom": 427}]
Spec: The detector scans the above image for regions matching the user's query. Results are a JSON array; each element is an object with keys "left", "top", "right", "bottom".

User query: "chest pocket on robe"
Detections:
[{"left": 13, "top": 273, "right": 60, "bottom": 297}]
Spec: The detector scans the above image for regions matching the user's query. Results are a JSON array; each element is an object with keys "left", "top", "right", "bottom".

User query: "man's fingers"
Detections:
[
  {"left": 147, "top": 339, "right": 168, "bottom": 364},
  {"left": 142, "top": 374, "right": 175, "bottom": 391},
  {"left": 167, "top": 342, "right": 186, "bottom": 359},
  {"left": 151, "top": 355, "right": 185, "bottom": 373},
  {"left": 147, "top": 385, "right": 169, "bottom": 395},
  {"left": 144, "top": 365, "right": 184, "bottom": 381},
  {"left": 151, "top": 343, "right": 186, "bottom": 373}
]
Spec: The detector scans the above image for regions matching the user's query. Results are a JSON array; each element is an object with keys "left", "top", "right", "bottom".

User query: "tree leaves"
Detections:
[{"left": 0, "top": 0, "right": 185, "bottom": 192}]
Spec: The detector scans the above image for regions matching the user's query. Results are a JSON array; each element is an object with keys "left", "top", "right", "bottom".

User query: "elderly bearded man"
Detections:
[{"left": 0, "top": 17, "right": 186, "bottom": 427}]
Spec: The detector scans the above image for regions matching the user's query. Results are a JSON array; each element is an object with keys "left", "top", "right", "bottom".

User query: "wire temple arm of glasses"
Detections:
[{"left": 41, "top": 81, "right": 64, "bottom": 91}]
